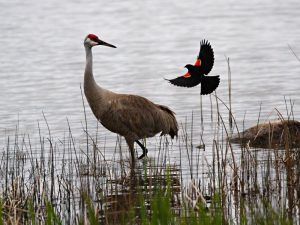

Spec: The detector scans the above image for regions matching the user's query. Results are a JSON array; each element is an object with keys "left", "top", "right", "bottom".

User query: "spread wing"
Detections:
[
  {"left": 198, "top": 40, "right": 214, "bottom": 75},
  {"left": 165, "top": 76, "right": 201, "bottom": 88}
]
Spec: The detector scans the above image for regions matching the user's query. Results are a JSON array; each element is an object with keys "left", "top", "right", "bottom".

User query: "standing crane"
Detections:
[{"left": 83, "top": 34, "right": 178, "bottom": 166}]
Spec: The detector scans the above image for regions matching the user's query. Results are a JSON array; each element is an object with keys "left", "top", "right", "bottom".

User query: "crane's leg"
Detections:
[
  {"left": 136, "top": 140, "right": 148, "bottom": 159},
  {"left": 125, "top": 138, "right": 136, "bottom": 168}
]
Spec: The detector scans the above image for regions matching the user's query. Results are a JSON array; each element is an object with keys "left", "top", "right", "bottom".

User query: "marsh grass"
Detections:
[
  {"left": 0, "top": 104, "right": 298, "bottom": 225},
  {"left": 0, "top": 60, "right": 299, "bottom": 224}
]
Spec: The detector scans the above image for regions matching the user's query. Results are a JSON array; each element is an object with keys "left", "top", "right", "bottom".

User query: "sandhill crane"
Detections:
[
  {"left": 166, "top": 40, "right": 220, "bottom": 95},
  {"left": 83, "top": 34, "right": 178, "bottom": 166}
]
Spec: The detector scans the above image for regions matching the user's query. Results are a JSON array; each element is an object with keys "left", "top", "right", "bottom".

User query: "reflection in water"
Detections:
[{"left": 100, "top": 163, "right": 181, "bottom": 224}]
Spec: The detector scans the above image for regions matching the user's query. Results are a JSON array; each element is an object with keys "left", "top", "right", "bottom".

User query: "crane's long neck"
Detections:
[
  {"left": 84, "top": 46, "right": 107, "bottom": 99},
  {"left": 84, "top": 46, "right": 96, "bottom": 89},
  {"left": 84, "top": 46, "right": 114, "bottom": 120},
  {"left": 84, "top": 47, "right": 106, "bottom": 105}
]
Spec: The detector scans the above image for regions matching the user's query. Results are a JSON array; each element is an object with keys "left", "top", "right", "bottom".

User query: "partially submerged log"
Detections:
[{"left": 229, "top": 120, "right": 300, "bottom": 148}]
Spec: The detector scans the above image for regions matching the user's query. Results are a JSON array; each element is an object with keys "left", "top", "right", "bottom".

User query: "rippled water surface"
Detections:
[{"left": 1, "top": 0, "right": 300, "bottom": 162}]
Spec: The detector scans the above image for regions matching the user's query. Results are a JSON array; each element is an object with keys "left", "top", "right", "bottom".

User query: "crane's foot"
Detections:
[
  {"left": 138, "top": 148, "right": 148, "bottom": 160},
  {"left": 136, "top": 140, "right": 148, "bottom": 160}
]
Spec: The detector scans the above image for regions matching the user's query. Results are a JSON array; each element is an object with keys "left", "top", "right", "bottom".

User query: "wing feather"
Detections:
[
  {"left": 198, "top": 40, "right": 214, "bottom": 75},
  {"left": 100, "top": 95, "right": 177, "bottom": 139},
  {"left": 166, "top": 76, "right": 201, "bottom": 88}
]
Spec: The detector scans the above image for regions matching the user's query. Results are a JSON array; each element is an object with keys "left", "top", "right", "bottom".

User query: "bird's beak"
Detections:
[{"left": 97, "top": 39, "right": 117, "bottom": 48}]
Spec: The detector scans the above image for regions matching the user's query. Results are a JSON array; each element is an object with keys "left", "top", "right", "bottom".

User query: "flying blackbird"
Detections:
[{"left": 166, "top": 40, "right": 220, "bottom": 95}]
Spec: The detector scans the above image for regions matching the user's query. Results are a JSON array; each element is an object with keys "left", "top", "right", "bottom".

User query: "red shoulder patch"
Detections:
[
  {"left": 194, "top": 59, "right": 201, "bottom": 67},
  {"left": 183, "top": 72, "right": 191, "bottom": 78}
]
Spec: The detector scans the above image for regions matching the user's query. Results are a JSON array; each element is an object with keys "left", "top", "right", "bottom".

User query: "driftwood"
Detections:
[{"left": 229, "top": 120, "right": 300, "bottom": 148}]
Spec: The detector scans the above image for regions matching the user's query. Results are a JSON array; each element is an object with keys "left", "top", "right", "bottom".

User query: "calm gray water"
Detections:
[{"left": 1, "top": 0, "right": 300, "bottom": 161}]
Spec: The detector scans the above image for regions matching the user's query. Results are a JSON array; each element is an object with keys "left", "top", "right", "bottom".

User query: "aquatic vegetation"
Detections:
[{"left": 0, "top": 60, "right": 299, "bottom": 224}]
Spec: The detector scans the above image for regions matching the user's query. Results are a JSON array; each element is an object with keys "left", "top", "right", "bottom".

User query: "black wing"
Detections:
[
  {"left": 166, "top": 76, "right": 201, "bottom": 88},
  {"left": 198, "top": 40, "right": 214, "bottom": 75},
  {"left": 201, "top": 75, "right": 220, "bottom": 95}
]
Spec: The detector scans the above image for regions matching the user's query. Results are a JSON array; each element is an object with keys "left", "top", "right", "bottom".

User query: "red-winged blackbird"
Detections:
[{"left": 166, "top": 40, "right": 220, "bottom": 95}]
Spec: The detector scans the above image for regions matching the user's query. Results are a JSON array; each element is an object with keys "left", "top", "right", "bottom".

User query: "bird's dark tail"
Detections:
[{"left": 201, "top": 75, "right": 220, "bottom": 95}]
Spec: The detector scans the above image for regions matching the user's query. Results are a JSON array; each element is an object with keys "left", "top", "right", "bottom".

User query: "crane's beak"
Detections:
[{"left": 97, "top": 39, "right": 117, "bottom": 48}]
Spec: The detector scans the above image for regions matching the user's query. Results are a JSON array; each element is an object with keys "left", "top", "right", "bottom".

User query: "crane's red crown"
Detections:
[{"left": 87, "top": 34, "right": 98, "bottom": 41}]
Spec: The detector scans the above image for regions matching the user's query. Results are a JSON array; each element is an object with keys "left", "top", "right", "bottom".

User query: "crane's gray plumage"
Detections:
[{"left": 83, "top": 34, "right": 178, "bottom": 165}]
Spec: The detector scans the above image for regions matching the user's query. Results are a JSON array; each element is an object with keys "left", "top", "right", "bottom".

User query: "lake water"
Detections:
[{"left": 1, "top": 0, "right": 300, "bottom": 165}]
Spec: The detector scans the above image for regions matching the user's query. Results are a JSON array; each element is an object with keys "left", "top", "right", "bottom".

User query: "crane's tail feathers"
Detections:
[
  {"left": 157, "top": 105, "right": 178, "bottom": 139},
  {"left": 201, "top": 75, "right": 220, "bottom": 95}
]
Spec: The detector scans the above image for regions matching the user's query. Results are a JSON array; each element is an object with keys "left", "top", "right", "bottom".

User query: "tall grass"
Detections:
[
  {"left": 0, "top": 60, "right": 299, "bottom": 224},
  {"left": 0, "top": 105, "right": 298, "bottom": 224}
]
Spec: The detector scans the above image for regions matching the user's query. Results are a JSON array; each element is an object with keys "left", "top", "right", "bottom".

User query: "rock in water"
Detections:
[{"left": 229, "top": 120, "right": 300, "bottom": 148}]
